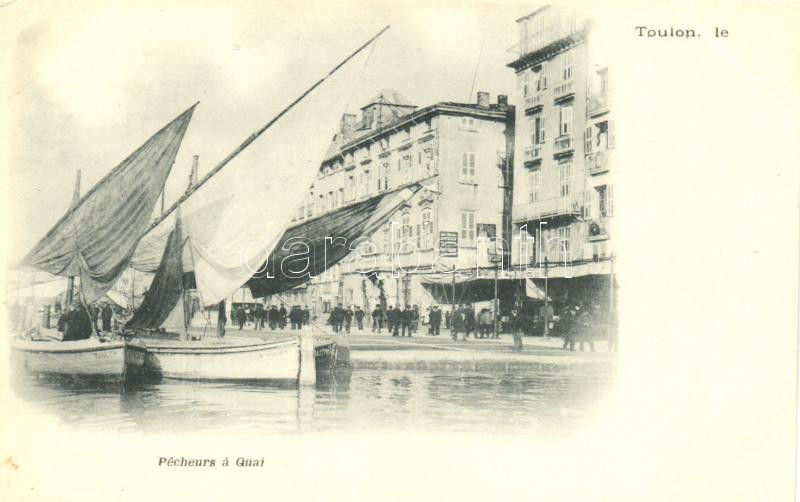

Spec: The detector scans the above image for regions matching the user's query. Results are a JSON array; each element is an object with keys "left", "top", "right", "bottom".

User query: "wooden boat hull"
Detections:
[
  {"left": 10, "top": 338, "right": 144, "bottom": 379},
  {"left": 131, "top": 337, "right": 301, "bottom": 381}
]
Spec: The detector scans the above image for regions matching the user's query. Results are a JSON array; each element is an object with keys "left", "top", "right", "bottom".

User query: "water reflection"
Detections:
[{"left": 11, "top": 364, "right": 614, "bottom": 435}]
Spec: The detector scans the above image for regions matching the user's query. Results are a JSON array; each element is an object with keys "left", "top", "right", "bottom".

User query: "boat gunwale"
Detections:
[
  {"left": 131, "top": 338, "right": 299, "bottom": 355},
  {"left": 10, "top": 340, "right": 127, "bottom": 355}
]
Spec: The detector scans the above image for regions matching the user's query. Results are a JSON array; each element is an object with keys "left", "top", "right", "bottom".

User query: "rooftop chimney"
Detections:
[
  {"left": 477, "top": 91, "right": 490, "bottom": 108},
  {"left": 497, "top": 95, "right": 508, "bottom": 106},
  {"left": 340, "top": 114, "right": 357, "bottom": 139}
]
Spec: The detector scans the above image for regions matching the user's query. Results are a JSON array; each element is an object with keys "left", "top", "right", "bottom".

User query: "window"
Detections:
[
  {"left": 423, "top": 148, "right": 435, "bottom": 173},
  {"left": 557, "top": 226, "right": 571, "bottom": 262},
  {"left": 379, "top": 162, "right": 389, "bottom": 191},
  {"left": 608, "top": 185, "right": 614, "bottom": 216},
  {"left": 362, "top": 169, "right": 371, "bottom": 196},
  {"left": 528, "top": 170, "right": 540, "bottom": 203},
  {"left": 402, "top": 127, "right": 411, "bottom": 142},
  {"left": 559, "top": 104, "right": 573, "bottom": 136},
  {"left": 317, "top": 194, "right": 324, "bottom": 214},
  {"left": 338, "top": 188, "right": 344, "bottom": 207},
  {"left": 422, "top": 207, "right": 433, "bottom": 232},
  {"left": 596, "top": 185, "right": 608, "bottom": 217},
  {"left": 461, "top": 153, "right": 476, "bottom": 183},
  {"left": 562, "top": 52, "right": 573, "bottom": 80},
  {"left": 608, "top": 120, "right": 616, "bottom": 149},
  {"left": 402, "top": 212, "right": 411, "bottom": 238},
  {"left": 402, "top": 155, "right": 412, "bottom": 183},
  {"left": 559, "top": 162, "right": 571, "bottom": 197},
  {"left": 460, "top": 211, "right": 475, "bottom": 242},
  {"left": 460, "top": 117, "right": 477, "bottom": 131},
  {"left": 346, "top": 175, "right": 355, "bottom": 201},
  {"left": 536, "top": 62, "right": 548, "bottom": 91},
  {"left": 327, "top": 191, "right": 334, "bottom": 210},
  {"left": 534, "top": 115, "right": 546, "bottom": 144}
]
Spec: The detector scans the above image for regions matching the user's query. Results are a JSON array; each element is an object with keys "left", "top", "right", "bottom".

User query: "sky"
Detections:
[{"left": 2, "top": 0, "right": 530, "bottom": 266}]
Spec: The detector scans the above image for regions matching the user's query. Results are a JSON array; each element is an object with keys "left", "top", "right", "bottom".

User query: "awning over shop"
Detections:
[{"left": 247, "top": 185, "right": 421, "bottom": 299}]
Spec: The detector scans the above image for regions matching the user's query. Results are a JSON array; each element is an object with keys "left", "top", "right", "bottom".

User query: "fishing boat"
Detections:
[
  {"left": 10, "top": 104, "right": 197, "bottom": 381},
  {"left": 121, "top": 27, "right": 412, "bottom": 384},
  {"left": 10, "top": 337, "right": 146, "bottom": 381}
]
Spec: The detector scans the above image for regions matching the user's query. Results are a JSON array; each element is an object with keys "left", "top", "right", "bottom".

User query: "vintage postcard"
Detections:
[{"left": 1, "top": 1, "right": 798, "bottom": 501}]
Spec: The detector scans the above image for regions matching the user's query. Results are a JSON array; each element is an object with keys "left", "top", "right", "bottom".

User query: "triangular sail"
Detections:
[
  {"left": 125, "top": 211, "right": 185, "bottom": 331},
  {"left": 20, "top": 105, "right": 197, "bottom": 303}
]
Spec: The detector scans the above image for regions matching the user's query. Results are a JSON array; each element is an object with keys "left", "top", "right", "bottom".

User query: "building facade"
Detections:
[
  {"left": 508, "top": 6, "right": 615, "bottom": 304},
  {"left": 259, "top": 89, "right": 515, "bottom": 317}
]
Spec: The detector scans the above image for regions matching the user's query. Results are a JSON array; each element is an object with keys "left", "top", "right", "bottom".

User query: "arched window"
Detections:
[{"left": 421, "top": 207, "right": 433, "bottom": 233}]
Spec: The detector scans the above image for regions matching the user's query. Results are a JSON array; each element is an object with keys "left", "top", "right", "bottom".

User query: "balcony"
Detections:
[
  {"left": 524, "top": 93, "right": 544, "bottom": 114},
  {"left": 524, "top": 144, "right": 544, "bottom": 164},
  {"left": 586, "top": 150, "right": 610, "bottom": 175},
  {"left": 553, "top": 80, "right": 575, "bottom": 101},
  {"left": 513, "top": 192, "right": 584, "bottom": 223},
  {"left": 587, "top": 92, "right": 608, "bottom": 116},
  {"left": 553, "top": 136, "right": 573, "bottom": 156}
]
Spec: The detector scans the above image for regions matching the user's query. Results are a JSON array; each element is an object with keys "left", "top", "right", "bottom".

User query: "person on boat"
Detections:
[
  {"left": 343, "top": 306, "right": 353, "bottom": 333},
  {"left": 410, "top": 305, "right": 420, "bottom": 334},
  {"left": 354, "top": 307, "right": 364, "bottom": 330},
  {"left": 63, "top": 305, "right": 92, "bottom": 341},
  {"left": 371, "top": 306, "right": 383, "bottom": 333},
  {"left": 101, "top": 303, "right": 113, "bottom": 332}
]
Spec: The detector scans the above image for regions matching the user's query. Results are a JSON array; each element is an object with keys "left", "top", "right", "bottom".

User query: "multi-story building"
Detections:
[
  {"left": 258, "top": 89, "right": 515, "bottom": 317},
  {"left": 508, "top": 5, "right": 615, "bottom": 305}
]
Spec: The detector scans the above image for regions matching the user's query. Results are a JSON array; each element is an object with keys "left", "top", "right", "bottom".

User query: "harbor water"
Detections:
[{"left": 10, "top": 362, "right": 615, "bottom": 435}]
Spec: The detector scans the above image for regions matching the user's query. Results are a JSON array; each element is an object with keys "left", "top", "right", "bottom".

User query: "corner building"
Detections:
[
  {"left": 508, "top": 5, "right": 616, "bottom": 305},
  {"left": 260, "top": 90, "right": 515, "bottom": 317}
]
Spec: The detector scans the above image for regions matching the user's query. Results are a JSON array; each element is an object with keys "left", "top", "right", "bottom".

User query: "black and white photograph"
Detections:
[{"left": 1, "top": 1, "right": 798, "bottom": 501}]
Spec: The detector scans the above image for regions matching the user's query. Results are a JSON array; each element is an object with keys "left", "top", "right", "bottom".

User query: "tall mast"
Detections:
[
  {"left": 146, "top": 25, "right": 391, "bottom": 233},
  {"left": 65, "top": 170, "right": 81, "bottom": 309}
]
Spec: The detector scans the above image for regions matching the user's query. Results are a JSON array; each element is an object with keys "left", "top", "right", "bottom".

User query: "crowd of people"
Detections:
[
  {"left": 232, "top": 304, "right": 311, "bottom": 331},
  {"left": 210, "top": 299, "right": 618, "bottom": 353}
]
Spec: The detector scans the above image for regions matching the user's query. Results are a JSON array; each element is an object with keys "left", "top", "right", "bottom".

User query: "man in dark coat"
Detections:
[
  {"left": 401, "top": 305, "right": 413, "bottom": 337},
  {"left": 63, "top": 305, "right": 91, "bottom": 341},
  {"left": 303, "top": 306, "right": 310, "bottom": 325},
  {"left": 372, "top": 306, "right": 383, "bottom": 333},
  {"left": 101, "top": 303, "right": 113, "bottom": 332},
  {"left": 509, "top": 308, "right": 523, "bottom": 351},
  {"left": 429, "top": 306, "right": 441, "bottom": 336},
  {"left": 390, "top": 304, "right": 402, "bottom": 336},
  {"left": 354, "top": 307, "right": 365, "bottom": 330},
  {"left": 269, "top": 305, "right": 279, "bottom": 329},
  {"left": 464, "top": 304, "right": 476, "bottom": 340},
  {"left": 343, "top": 306, "right": 354, "bottom": 333},
  {"left": 278, "top": 304, "right": 288, "bottom": 329},
  {"left": 290, "top": 306, "right": 304, "bottom": 330},
  {"left": 236, "top": 306, "right": 246, "bottom": 330}
]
